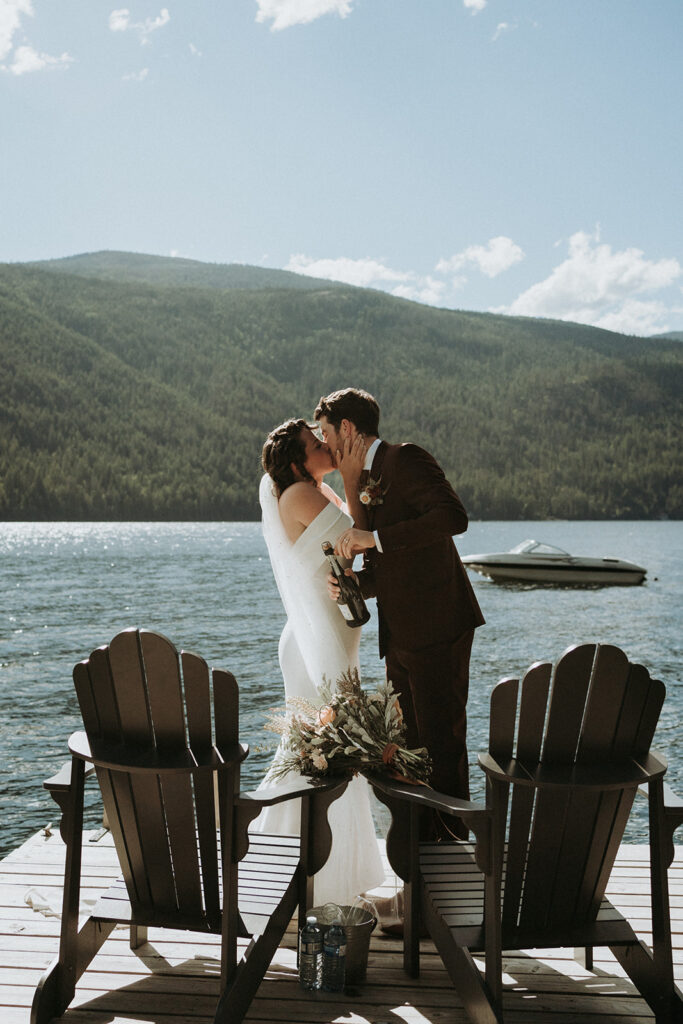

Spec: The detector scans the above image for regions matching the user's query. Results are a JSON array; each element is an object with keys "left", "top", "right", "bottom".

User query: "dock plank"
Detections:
[{"left": 0, "top": 829, "right": 681, "bottom": 1023}]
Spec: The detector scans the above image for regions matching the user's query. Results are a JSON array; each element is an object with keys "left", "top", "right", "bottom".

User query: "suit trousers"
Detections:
[{"left": 385, "top": 628, "right": 474, "bottom": 841}]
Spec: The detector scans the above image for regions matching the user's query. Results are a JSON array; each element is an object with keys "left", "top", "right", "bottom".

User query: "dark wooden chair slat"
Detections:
[
  {"left": 160, "top": 774, "right": 204, "bottom": 914},
  {"left": 97, "top": 769, "right": 153, "bottom": 909},
  {"left": 488, "top": 677, "right": 518, "bottom": 763},
  {"left": 183, "top": 651, "right": 213, "bottom": 752},
  {"left": 87, "top": 646, "right": 122, "bottom": 743},
  {"left": 72, "top": 661, "right": 101, "bottom": 737},
  {"left": 612, "top": 661, "right": 656, "bottom": 755},
  {"left": 541, "top": 643, "right": 595, "bottom": 762},
  {"left": 579, "top": 786, "right": 638, "bottom": 921},
  {"left": 516, "top": 787, "right": 571, "bottom": 933},
  {"left": 138, "top": 638, "right": 206, "bottom": 917},
  {"left": 126, "top": 772, "right": 179, "bottom": 911},
  {"left": 576, "top": 644, "right": 630, "bottom": 760},
  {"left": 107, "top": 630, "right": 152, "bottom": 744},
  {"left": 213, "top": 667, "right": 240, "bottom": 752},
  {"left": 183, "top": 650, "right": 220, "bottom": 922},
  {"left": 501, "top": 662, "right": 552, "bottom": 932},
  {"left": 516, "top": 661, "right": 551, "bottom": 763},
  {"left": 139, "top": 629, "right": 187, "bottom": 750},
  {"left": 516, "top": 646, "right": 602, "bottom": 933},
  {"left": 633, "top": 669, "right": 666, "bottom": 755}
]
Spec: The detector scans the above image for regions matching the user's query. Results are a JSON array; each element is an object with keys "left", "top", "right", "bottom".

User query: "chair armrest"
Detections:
[
  {"left": 660, "top": 782, "right": 683, "bottom": 868},
  {"left": 68, "top": 730, "right": 248, "bottom": 774},
  {"left": 368, "top": 773, "right": 488, "bottom": 822},
  {"left": 43, "top": 759, "right": 96, "bottom": 794},
  {"left": 368, "top": 773, "right": 492, "bottom": 878},
  {"left": 662, "top": 782, "right": 683, "bottom": 826},
  {"left": 479, "top": 750, "right": 667, "bottom": 790},
  {"left": 237, "top": 774, "right": 349, "bottom": 809},
  {"left": 639, "top": 780, "right": 683, "bottom": 837},
  {"left": 232, "top": 775, "right": 349, "bottom": 868}
]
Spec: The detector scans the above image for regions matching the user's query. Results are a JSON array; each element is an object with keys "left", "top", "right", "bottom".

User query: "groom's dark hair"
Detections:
[{"left": 314, "top": 388, "right": 380, "bottom": 436}]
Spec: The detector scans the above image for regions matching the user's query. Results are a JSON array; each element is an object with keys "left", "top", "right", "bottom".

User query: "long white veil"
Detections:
[
  {"left": 259, "top": 473, "right": 295, "bottom": 623},
  {"left": 259, "top": 473, "right": 357, "bottom": 692}
]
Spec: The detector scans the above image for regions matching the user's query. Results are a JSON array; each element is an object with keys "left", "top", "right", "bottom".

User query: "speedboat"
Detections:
[{"left": 462, "top": 539, "right": 647, "bottom": 586}]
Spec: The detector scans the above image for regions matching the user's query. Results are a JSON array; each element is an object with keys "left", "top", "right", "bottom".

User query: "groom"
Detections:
[{"left": 315, "top": 387, "right": 484, "bottom": 841}]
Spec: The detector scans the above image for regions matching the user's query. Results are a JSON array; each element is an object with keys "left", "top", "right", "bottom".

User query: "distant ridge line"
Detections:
[{"left": 23, "top": 249, "right": 350, "bottom": 294}]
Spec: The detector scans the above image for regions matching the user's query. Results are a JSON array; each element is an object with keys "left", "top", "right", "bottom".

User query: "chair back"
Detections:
[
  {"left": 487, "top": 643, "right": 664, "bottom": 941},
  {"left": 72, "top": 628, "right": 240, "bottom": 932}
]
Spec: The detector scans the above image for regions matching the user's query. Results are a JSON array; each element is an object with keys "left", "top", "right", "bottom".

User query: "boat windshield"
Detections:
[{"left": 509, "top": 540, "right": 571, "bottom": 557}]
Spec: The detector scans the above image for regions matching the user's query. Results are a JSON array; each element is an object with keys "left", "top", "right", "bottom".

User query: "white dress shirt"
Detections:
[{"left": 363, "top": 437, "right": 383, "bottom": 553}]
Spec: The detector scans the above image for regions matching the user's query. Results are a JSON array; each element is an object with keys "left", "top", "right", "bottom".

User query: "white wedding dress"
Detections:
[{"left": 252, "top": 475, "right": 385, "bottom": 905}]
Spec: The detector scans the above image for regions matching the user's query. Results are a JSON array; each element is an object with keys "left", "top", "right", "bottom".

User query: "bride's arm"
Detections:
[{"left": 279, "top": 482, "right": 331, "bottom": 542}]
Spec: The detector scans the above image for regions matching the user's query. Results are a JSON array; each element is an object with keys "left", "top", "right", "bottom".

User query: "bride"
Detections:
[{"left": 253, "top": 417, "right": 385, "bottom": 904}]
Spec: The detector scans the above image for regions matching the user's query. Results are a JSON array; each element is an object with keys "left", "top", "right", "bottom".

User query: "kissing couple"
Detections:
[{"left": 252, "top": 387, "right": 484, "bottom": 907}]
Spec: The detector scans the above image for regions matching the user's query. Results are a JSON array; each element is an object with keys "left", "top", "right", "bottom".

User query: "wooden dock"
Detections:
[{"left": 1, "top": 828, "right": 681, "bottom": 1023}]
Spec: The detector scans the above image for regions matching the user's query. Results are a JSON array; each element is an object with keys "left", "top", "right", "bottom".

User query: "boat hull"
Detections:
[{"left": 463, "top": 559, "right": 646, "bottom": 586}]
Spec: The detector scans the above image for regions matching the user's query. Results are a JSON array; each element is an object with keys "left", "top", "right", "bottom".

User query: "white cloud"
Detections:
[
  {"left": 463, "top": 0, "right": 486, "bottom": 13},
  {"left": 286, "top": 254, "right": 449, "bottom": 305},
  {"left": 493, "top": 22, "right": 511, "bottom": 41},
  {"left": 286, "top": 243, "right": 524, "bottom": 308},
  {"left": 6, "top": 43, "right": 73, "bottom": 74},
  {"left": 109, "top": 8, "right": 130, "bottom": 32},
  {"left": 189, "top": 42, "right": 201, "bottom": 57},
  {"left": 109, "top": 7, "right": 170, "bottom": 44},
  {"left": 122, "top": 66, "right": 149, "bottom": 81},
  {"left": 0, "top": 0, "right": 73, "bottom": 74},
  {"left": 437, "top": 236, "right": 524, "bottom": 279},
  {"left": 286, "top": 254, "right": 413, "bottom": 288},
  {"left": 592, "top": 300, "right": 673, "bottom": 337},
  {"left": 255, "top": 0, "right": 353, "bottom": 31},
  {"left": 496, "top": 230, "right": 682, "bottom": 335},
  {"left": 392, "top": 277, "right": 447, "bottom": 306},
  {"left": 283, "top": 233, "right": 683, "bottom": 333},
  {"left": 0, "top": 0, "right": 32, "bottom": 62}
]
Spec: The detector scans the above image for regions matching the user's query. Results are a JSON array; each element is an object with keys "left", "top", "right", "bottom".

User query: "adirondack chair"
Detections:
[
  {"left": 31, "top": 628, "right": 349, "bottom": 1024},
  {"left": 371, "top": 642, "right": 683, "bottom": 1024}
]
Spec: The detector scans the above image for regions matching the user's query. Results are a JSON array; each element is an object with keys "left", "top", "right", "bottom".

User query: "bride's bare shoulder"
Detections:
[{"left": 279, "top": 482, "right": 330, "bottom": 532}]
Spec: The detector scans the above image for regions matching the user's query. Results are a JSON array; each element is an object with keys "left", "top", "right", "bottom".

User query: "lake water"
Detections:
[{"left": 1, "top": 520, "right": 681, "bottom": 858}]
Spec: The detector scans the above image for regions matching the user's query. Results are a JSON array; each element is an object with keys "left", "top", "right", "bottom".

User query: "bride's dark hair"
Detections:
[{"left": 262, "top": 418, "right": 315, "bottom": 496}]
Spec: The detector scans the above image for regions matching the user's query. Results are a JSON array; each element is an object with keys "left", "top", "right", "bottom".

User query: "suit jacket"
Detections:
[{"left": 358, "top": 441, "right": 484, "bottom": 656}]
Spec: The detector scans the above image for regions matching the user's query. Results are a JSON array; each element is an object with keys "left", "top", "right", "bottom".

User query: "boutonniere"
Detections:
[{"left": 359, "top": 475, "right": 388, "bottom": 507}]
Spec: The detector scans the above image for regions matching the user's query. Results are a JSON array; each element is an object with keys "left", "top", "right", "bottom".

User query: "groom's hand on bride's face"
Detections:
[
  {"left": 334, "top": 435, "right": 366, "bottom": 477},
  {"left": 335, "top": 528, "right": 376, "bottom": 559}
]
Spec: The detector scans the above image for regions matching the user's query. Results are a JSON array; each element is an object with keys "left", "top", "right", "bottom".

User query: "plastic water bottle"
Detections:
[
  {"left": 321, "top": 919, "right": 346, "bottom": 992},
  {"left": 299, "top": 915, "right": 322, "bottom": 990}
]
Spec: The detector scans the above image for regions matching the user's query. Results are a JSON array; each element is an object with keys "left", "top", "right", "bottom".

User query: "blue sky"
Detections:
[{"left": 1, "top": 0, "right": 681, "bottom": 335}]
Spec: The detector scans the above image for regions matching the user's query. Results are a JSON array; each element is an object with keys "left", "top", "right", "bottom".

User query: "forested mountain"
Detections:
[
  {"left": 2, "top": 252, "right": 681, "bottom": 520},
  {"left": 651, "top": 331, "right": 683, "bottom": 343},
  {"left": 27, "top": 250, "right": 343, "bottom": 292}
]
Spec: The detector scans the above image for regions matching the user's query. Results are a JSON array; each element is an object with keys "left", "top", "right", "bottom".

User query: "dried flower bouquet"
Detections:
[{"left": 264, "top": 668, "right": 432, "bottom": 784}]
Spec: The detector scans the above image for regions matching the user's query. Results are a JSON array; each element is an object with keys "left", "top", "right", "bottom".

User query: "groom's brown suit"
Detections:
[{"left": 358, "top": 440, "right": 484, "bottom": 838}]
